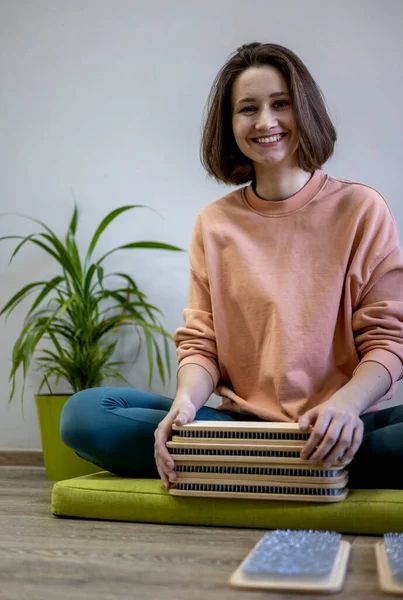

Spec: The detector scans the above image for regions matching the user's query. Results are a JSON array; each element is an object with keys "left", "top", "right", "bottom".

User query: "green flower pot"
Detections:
[{"left": 35, "top": 394, "right": 101, "bottom": 481}]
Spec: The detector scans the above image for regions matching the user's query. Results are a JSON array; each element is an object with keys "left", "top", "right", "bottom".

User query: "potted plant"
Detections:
[{"left": 0, "top": 204, "right": 183, "bottom": 481}]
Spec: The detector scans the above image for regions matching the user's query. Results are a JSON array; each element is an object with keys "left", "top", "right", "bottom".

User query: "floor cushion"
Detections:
[{"left": 51, "top": 472, "right": 403, "bottom": 534}]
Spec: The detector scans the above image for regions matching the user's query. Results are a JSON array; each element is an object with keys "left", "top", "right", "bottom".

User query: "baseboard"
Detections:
[{"left": 0, "top": 449, "right": 44, "bottom": 467}]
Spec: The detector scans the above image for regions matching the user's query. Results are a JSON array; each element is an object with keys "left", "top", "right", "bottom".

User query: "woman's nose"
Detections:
[{"left": 255, "top": 110, "right": 278, "bottom": 130}]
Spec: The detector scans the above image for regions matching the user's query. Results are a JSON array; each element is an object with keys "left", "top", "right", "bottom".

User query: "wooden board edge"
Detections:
[
  {"left": 375, "top": 541, "right": 403, "bottom": 595},
  {"left": 169, "top": 488, "right": 349, "bottom": 502},
  {"left": 0, "top": 449, "right": 44, "bottom": 467}
]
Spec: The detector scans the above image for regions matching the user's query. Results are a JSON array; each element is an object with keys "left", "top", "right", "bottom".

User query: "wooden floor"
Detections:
[{"left": 0, "top": 467, "right": 387, "bottom": 600}]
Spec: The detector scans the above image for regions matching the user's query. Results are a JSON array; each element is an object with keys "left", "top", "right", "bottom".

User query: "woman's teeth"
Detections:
[{"left": 255, "top": 134, "right": 285, "bottom": 143}]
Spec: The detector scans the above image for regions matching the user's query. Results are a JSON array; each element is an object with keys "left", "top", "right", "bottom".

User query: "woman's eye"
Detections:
[
  {"left": 240, "top": 106, "right": 256, "bottom": 113},
  {"left": 273, "top": 101, "right": 289, "bottom": 109}
]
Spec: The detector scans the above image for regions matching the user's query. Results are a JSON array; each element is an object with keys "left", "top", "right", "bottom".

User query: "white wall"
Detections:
[{"left": 1, "top": 0, "right": 402, "bottom": 448}]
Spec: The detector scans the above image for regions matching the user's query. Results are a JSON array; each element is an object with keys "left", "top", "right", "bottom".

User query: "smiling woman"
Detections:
[
  {"left": 200, "top": 42, "right": 336, "bottom": 201},
  {"left": 60, "top": 42, "right": 403, "bottom": 494},
  {"left": 231, "top": 66, "right": 298, "bottom": 187}
]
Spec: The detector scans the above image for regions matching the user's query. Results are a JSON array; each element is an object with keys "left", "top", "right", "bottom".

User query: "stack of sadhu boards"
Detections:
[{"left": 167, "top": 421, "right": 350, "bottom": 502}]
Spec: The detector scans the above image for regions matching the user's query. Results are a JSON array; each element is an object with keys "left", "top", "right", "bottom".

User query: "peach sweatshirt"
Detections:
[{"left": 174, "top": 170, "right": 403, "bottom": 422}]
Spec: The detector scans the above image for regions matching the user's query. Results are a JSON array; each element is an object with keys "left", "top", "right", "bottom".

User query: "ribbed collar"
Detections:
[{"left": 243, "top": 170, "right": 327, "bottom": 216}]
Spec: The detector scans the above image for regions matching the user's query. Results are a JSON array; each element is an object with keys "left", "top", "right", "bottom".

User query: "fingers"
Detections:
[
  {"left": 300, "top": 411, "right": 333, "bottom": 461},
  {"left": 155, "top": 448, "right": 173, "bottom": 489},
  {"left": 155, "top": 450, "right": 174, "bottom": 489},
  {"left": 155, "top": 460, "right": 169, "bottom": 489},
  {"left": 342, "top": 421, "right": 364, "bottom": 462},
  {"left": 300, "top": 412, "right": 364, "bottom": 468},
  {"left": 154, "top": 411, "right": 177, "bottom": 489},
  {"left": 298, "top": 411, "right": 314, "bottom": 430},
  {"left": 174, "top": 409, "right": 193, "bottom": 426},
  {"left": 154, "top": 405, "right": 195, "bottom": 489},
  {"left": 315, "top": 422, "right": 354, "bottom": 467}
]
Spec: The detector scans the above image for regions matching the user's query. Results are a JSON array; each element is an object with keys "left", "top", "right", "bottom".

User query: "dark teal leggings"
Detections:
[{"left": 60, "top": 387, "right": 403, "bottom": 489}]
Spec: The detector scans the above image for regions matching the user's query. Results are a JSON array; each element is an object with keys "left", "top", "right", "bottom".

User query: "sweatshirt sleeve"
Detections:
[
  {"left": 174, "top": 215, "right": 221, "bottom": 388},
  {"left": 350, "top": 193, "right": 403, "bottom": 386},
  {"left": 352, "top": 247, "right": 403, "bottom": 384}
]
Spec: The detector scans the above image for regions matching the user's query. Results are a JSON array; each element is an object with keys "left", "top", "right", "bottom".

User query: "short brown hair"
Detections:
[{"left": 200, "top": 42, "right": 337, "bottom": 185}]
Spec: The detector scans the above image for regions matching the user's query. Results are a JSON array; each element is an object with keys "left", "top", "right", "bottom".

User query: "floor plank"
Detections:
[{"left": 0, "top": 467, "right": 386, "bottom": 600}]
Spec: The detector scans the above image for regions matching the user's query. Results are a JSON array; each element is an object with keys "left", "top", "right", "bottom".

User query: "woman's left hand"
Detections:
[{"left": 298, "top": 400, "right": 364, "bottom": 468}]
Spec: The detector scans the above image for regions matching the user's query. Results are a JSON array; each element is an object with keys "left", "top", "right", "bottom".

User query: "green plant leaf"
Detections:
[
  {"left": 2, "top": 226, "right": 84, "bottom": 298},
  {"left": 0, "top": 235, "right": 26, "bottom": 242},
  {"left": 98, "top": 241, "right": 184, "bottom": 264},
  {"left": 101, "top": 278, "right": 163, "bottom": 324},
  {"left": 106, "top": 271, "right": 140, "bottom": 292},
  {"left": 6, "top": 234, "right": 43, "bottom": 266},
  {"left": 142, "top": 325, "right": 154, "bottom": 387},
  {"left": 100, "top": 300, "right": 162, "bottom": 322},
  {"left": 0, "top": 233, "right": 61, "bottom": 267},
  {"left": 0, "top": 281, "right": 48, "bottom": 320},
  {"left": 7, "top": 298, "right": 75, "bottom": 401},
  {"left": 40, "top": 233, "right": 83, "bottom": 295},
  {"left": 26, "top": 276, "right": 65, "bottom": 318},
  {"left": 163, "top": 331, "right": 171, "bottom": 379},
  {"left": 102, "top": 367, "right": 131, "bottom": 386},
  {"left": 37, "top": 374, "right": 52, "bottom": 395},
  {"left": 96, "top": 273, "right": 147, "bottom": 298},
  {"left": 66, "top": 230, "right": 82, "bottom": 281},
  {"left": 65, "top": 204, "right": 82, "bottom": 281},
  {"left": 68, "top": 203, "right": 78, "bottom": 235},
  {"left": 99, "top": 289, "right": 152, "bottom": 318},
  {"left": 96, "top": 265, "right": 104, "bottom": 290},
  {"left": 83, "top": 264, "right": 97, "bottom": 298},
  {"left": 0, "top": 213, "right": 81, "bottom": 286},
  {"left": 85, "top": 205, "right": 155, "bottom": 266},
  {"left": 153, "top": 338, "right": 165, "bottom": 385}
]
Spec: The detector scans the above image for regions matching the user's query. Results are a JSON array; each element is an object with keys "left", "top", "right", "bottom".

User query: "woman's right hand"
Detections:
[{"left": 154, "top": 398, "right": 196, "bottom": 489}]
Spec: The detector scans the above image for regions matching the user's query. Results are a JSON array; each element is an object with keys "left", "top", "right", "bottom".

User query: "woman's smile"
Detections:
[{"left": 252, "top": 132, "right": 288, "bottom": 147}]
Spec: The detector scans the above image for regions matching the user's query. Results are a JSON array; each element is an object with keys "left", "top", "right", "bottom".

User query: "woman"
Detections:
[{"left": 61, "top": 42, "right": 403, "bottom": 490}]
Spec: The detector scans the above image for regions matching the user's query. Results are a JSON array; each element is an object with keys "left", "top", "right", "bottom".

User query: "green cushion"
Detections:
[{"left": 51, "top": 472, "right": 403, "bottom": 534}]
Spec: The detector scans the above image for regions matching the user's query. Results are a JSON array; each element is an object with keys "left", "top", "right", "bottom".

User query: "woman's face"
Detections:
[{"left": 231, "top": 65, "right": 299, "bottom": 171}]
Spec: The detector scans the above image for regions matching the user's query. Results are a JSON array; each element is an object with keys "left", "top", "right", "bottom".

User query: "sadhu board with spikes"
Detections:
[
  {"left": 174, "top": 466, "right": 349, "bottom": 487},
  {"left": 168, "top": 421, "right": 350, "bottom": 502}
]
